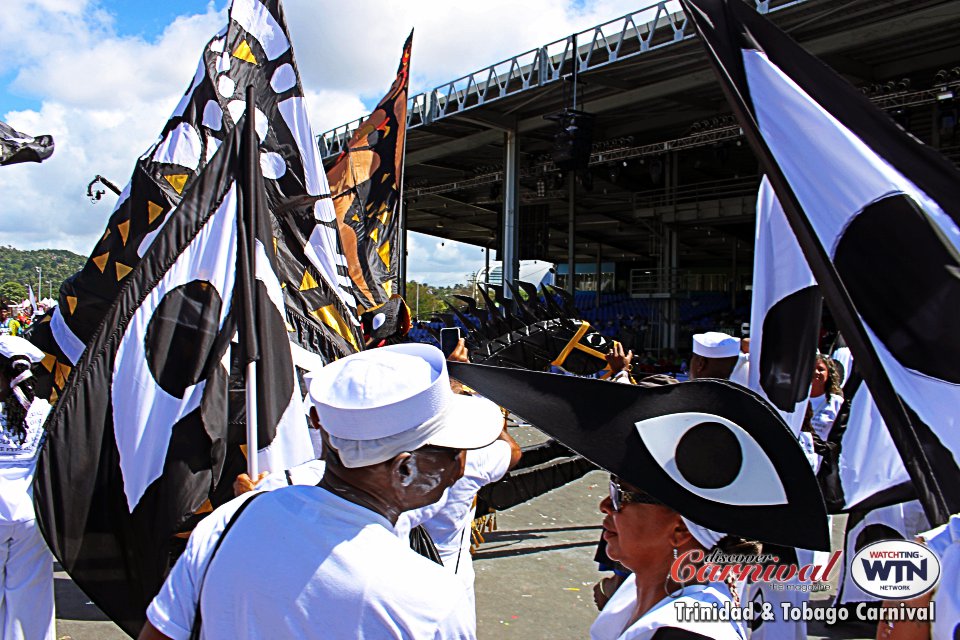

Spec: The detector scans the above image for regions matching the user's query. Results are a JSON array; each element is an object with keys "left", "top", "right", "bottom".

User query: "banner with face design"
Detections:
[
  {"left": 681, "top": 0, "right": 960, "bottom": 524},
  {"left": 448, "top": 361, "right": 829, "bottom": 550}
]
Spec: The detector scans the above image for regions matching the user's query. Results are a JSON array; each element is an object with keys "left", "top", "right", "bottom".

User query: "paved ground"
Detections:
[{"left": 54, "top": 424, "right": 877, "bottom": 639}]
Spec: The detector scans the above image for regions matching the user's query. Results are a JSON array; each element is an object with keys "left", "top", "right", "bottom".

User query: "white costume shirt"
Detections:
[
  {"left": 808, "top": 393, "right": 843, "bottom": 441},
  {"left": 147, "top": 486, "right": 475, "bottom": 640},
  {"left": 591, "top": 573, "right": 746, "bottom": 640},
  {"left": 255, "top": 458, "right": 326, "bottom": 492},
  {"left": 395, "top": 440, "right": 512, "bottom": 619},
  {"left": 920, "top": 514, "right": 960, "bottom": 640},
  {"left": 0, "top": 399, "right": 50, "bottom": 523}
]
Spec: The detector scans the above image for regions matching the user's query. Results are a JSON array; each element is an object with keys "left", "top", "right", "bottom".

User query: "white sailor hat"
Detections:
[
  {"left": 692, "top": 332, "right": 740, "bottom": 358},
  {"left": 0, "top": 335, "right": 44, "bottom": 363},
  {"left": 308, "top": 343, "right": 503, "bottom": 467}
]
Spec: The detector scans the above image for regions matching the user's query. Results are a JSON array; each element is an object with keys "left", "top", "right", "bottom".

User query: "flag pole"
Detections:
[
  {"left": 242, "top": 84, "right": 260, "bottom": 479},
  {"left": 679, "top": 0, "right": 950, "bottom": 525}
]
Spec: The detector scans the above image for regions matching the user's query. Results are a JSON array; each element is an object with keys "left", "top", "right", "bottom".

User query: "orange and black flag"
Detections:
[{"left": 327, "top": 31, "right": 412, "bottom": 312}]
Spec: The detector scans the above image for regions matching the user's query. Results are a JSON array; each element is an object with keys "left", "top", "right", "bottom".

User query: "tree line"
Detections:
[{"left": 0, "top": 246, "right": 86, "bottom": 305}]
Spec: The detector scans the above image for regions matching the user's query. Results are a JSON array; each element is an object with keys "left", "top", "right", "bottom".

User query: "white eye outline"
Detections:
[
  {"left": 585, "top": 332, "right": 605, "bottom": 347},
  {"left": 634, "top": 412, "right": 788, "bottom": 506}
]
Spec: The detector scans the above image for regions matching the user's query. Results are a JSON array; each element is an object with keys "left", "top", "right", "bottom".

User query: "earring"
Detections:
[{"left": 665, "top": 547, "right": 686, "bottom": 598}]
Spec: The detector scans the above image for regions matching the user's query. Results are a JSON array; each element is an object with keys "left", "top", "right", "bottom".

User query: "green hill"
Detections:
[{"left": 0, "top": 246, "right": 86, "bottom": 304}]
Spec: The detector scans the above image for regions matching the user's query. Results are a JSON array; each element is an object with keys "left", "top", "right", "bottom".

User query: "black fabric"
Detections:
[
  {"left": 757, "top": 285, "right": 821, "bottom": 412},
  {"left": 0, "top": 120, "right": 54, "bottom": 166},
  {"left": 408, "top": 525, "right": 443, "bottom": 566},
  {"left": 476, "top": 455, "right": 596, "bottom": 514},
  {"left": 650, "top": 627, "right": 714, "bottom": 640},
  {"left": 834, "top": 194, "right": 960, "bottom": 384},
  {"left": 33, "top": 124, "right": 244, "bottom": 635},
  {"left": 449, "top": 362, "right": 829, "bottom": 550}
]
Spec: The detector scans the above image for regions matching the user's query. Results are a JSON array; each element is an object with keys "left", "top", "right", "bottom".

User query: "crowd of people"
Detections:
[{"left": 0, "top": 303, "right": 954, "bottom": 639}]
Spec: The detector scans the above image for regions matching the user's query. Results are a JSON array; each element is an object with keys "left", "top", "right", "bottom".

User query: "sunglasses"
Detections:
[{"left": 609, "top": 476, "right": 663, "bottom": 512}]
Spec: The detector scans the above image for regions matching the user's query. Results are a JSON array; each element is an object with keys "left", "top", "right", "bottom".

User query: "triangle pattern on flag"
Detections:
[
  {"left": 115, "top": 262, "right": 133, "bottom": 281},
  {"left": 92, "top": 253, "right": 109, "bottom": 273},
  {"left": 164, "top": 174, "right": 189, "bottom": 194},
  {"left": 147, "top": 201, "right": 164, "bottom": 224},
  {"left": 232, "top": 40, "right": 258, "bottom": 64},
  {"left": 299, "top": 271, "right": 319, "bottom": 291},
  {"left": 66, "top": 295, "right": 78, "bottom": 314},
  {"left": 377, "top": 240, "right": 391, "bottom": 268},
  {"left": 117, "top": 220, "right": 131, "bottom": 246}
]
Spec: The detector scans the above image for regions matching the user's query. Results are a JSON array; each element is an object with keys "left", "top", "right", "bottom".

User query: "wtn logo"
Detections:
[
  {"left": 851, "top": 540, "right": 940, "bottom": 600},
  {"left": 860, "top": 558, "right": 927, "bottom": 582}
]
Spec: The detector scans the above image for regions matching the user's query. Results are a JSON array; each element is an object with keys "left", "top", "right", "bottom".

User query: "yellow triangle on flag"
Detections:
[
  {"left": 55, "top": 362, "right": 72, "bottom": 389},
  {"left": 66, "top": 295, "right": 78, "bottom": 314},
  {"left": 370, "top": 228, "right": 379, "bottom": 243},
  {"left": 41, "top": 354, "right": 56, "bottom": 373},
  {"left": 117, "top": 219, "right": 130, "bottom": 246},
  {"left": 300, "top": 271, "right": 319, "bottom": 291},
  {"left": 101, "top": 228, "right": 111, "bottom": 242},
  {"left": 164, "top": 174, "right": 188, "bottom": 194},
  {"left": 382, "top": 279, "right": 392, "bottom": 297},
  {"left": 351, "top": 214, "right": 360, "bottom": 222},
  {"left": 377, "top": 240, "right": 391, "bottom": 269},
  {"left": 379, "top": 210, "right": 390, "bottom": 225},
  {"left": 310, "top": 304, "right": 360, "bottom": 352},
  {"left": 49, "top": 387, "right": 58, "bottom": 404},
  {"left": 273, "top": 236, "right": 278, "bottom": 256},
  {"left": 147, "top": 201, "right": 164, "bottom": 224},
  {"left": 91, "top": 253, "right": 109, "bottom": 273},
  {"left": 116, "top": 262, "right": 133, "bottom": 281},
  {"left": 233, "top": 40, "right": 258, "bottom": 64}
]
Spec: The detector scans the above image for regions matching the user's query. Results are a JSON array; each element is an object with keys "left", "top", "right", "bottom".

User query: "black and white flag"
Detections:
[
  {"left": 746, "top": 176, "right": 820, "bottom": 436},
  {"left": 682, "top": 0, "right": 960, "bottom": 524},
  {"left": 0, "top": 119, "right": 54, "bottom": 166}
]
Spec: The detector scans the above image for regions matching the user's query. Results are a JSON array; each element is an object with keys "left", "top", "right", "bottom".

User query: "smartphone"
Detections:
[{"left": 440, "top": 327, "right": 461, "bottom": 358}]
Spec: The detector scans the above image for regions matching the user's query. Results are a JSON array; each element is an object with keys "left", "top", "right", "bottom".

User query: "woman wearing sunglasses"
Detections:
[{"left": 591, "top": 477, "right": 760, "bottom": 640}]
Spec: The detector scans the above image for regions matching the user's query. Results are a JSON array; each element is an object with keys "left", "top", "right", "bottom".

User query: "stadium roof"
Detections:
[{"left": 320, "top": 0, "right": 960, "bottom": 270}]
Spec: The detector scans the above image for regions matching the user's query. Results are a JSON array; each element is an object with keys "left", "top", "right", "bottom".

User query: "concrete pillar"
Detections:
[{"left": 502, "top": 129, "right": 520, "bottom": 309}]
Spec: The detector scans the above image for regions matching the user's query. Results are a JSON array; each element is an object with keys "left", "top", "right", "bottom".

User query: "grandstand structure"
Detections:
[{"left": 320, "top": 0, "right": 960, "bottom": 352}]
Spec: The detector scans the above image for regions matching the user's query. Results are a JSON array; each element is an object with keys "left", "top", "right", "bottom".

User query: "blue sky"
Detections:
[{"left": 0, "top": 0, "right": 648, "bottom": 285}]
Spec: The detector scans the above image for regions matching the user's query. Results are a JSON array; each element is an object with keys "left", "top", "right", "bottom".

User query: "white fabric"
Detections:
[
  {"left": 744, "top": 547, "right": 812, "bottom": 640},
  {"left": 837, "top": 382, "right": 909, "bottom": 509},
  {"left": 0, "top": 337, "right": 43, "bottom": 364},
  {"left": 309, "top": 344, "right": 503, "bottom": 468},
  {"left": 0, "top": 519, "right": 55, "bottom": 640},
  {"left": 0, "top": 400, "right": 50, "bottom": 522},
  {"left": 255, "top": 458, "right": 326, "bottom": 492},
  {"left": 746, "top": 178, "right": 816, "bottom": 436},
  {"left": 680, "top": 517, "right": 725, "bottom": 550},
  {"left": 692, "top": 332, "right": 740, "bottom": 359},
  {"left": 729, "top": 353, "right": 749, "bottom": 388},
  {"left": 808, "top": 393, "right": 843, "bottom": 442},
  {"left": 746, "top": 48, "right": 960, "bottom": 472},
  {"left": 147, "top": 486, "right": 474, "bottom": 640},
  {"left": 590, "top": 573, "right": 745, "bottom": 640},
  {"left": 395, "top": 440, "right": 512, "bottom": 627},
  {"left": 831, "top": 346, "right": 853, "bottom": 387},
  {"left": 920, "top": 513, "right": 959, "bottom": 640}
]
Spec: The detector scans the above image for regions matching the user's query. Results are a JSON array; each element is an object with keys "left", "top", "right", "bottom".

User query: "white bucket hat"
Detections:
[{"left": 308, "top": 343, "right": 504, "bottom": 468}]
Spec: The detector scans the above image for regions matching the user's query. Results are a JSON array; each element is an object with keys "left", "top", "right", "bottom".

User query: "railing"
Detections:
[{"left": 317, "top": 0, "right": 795, "bottom": 159}]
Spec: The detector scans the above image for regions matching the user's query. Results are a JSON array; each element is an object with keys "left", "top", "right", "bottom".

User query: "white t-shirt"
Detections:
[
  {"left": 147, "top": 486, "right": 475, "bottom": 640},
  {"left": 808, "top": 393, "right": 843, "bottom": 441},
  {"left": 590, "top": 573, "right": 746, "bottom": 640},
  {"left": 255, "top": 458, "right": 326, "bottom": 492},
  {"left": 394, "top": 440, "right": 512, "bottom": 620},
  {"left": 0, "top": 399, "right": 50, "bottom": 523}
]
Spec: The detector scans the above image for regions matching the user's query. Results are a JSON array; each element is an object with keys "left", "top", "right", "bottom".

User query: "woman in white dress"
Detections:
[
  {"left": 0, "top": 335, "right": 55, "bottom": 639},
  {"left": 591, "top": 476, "right": 755, "bottom": 640}
]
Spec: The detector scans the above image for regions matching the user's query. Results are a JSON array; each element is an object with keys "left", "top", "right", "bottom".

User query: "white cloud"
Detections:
[
  {"left": 406, "top": 232, "right": 487, "bottom": 286},
  {"left": 0, "top": 0, "right": 659, "bottom": 258}
]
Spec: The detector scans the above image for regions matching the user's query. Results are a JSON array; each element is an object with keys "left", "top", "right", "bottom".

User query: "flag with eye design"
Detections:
[
  {"left": 447, "top": 362, "right": 829, "bottom": 550},
  {"left": 681, "top": 0, "right": 960, "bottom": 524},
  {"left": 32, "top": 0, "right": 354, "bottom": 632},
  {"left": 29, "top": 0, "right": 360, "bottom": 406}
]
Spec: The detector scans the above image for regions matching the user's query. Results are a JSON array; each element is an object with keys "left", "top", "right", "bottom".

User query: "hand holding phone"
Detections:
[{"left": 440, "top": 327, "right": 461, "bottom": 358}]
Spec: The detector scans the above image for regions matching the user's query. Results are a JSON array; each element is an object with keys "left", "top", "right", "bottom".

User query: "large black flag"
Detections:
[
  {"left": 0, "top": 120, "right": 54, "bottom": 165},
  {"left": 28, "top": 0, "right": 360, "bottom": 406},
  {"left": 682, "top": 0, "right": 960, "bottom": 525}
]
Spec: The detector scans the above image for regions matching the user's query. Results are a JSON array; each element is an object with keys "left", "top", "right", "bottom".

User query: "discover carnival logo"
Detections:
[{"left": 851, "top": 540, "right": 941, "bottom": 600}]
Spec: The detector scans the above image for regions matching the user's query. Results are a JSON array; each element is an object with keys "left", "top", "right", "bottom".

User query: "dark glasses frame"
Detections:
[{"left": 609, "top": 476, "right": 663, "bottom": 511}]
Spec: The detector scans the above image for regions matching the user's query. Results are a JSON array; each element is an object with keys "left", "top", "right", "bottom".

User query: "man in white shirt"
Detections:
[{"left": 139, "top": 343, "right": 505, "bottom": 640}]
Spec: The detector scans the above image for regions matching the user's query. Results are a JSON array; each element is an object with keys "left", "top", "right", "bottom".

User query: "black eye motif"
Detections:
[
  {"left": 634, "top": 412, "right": 788, "bottom": 506},
  {"left": 445, "top": 362, "right": 830, "bottom": 551},
  {"left": 584, "top": 332, "right": 606, "bottom": 348}
]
